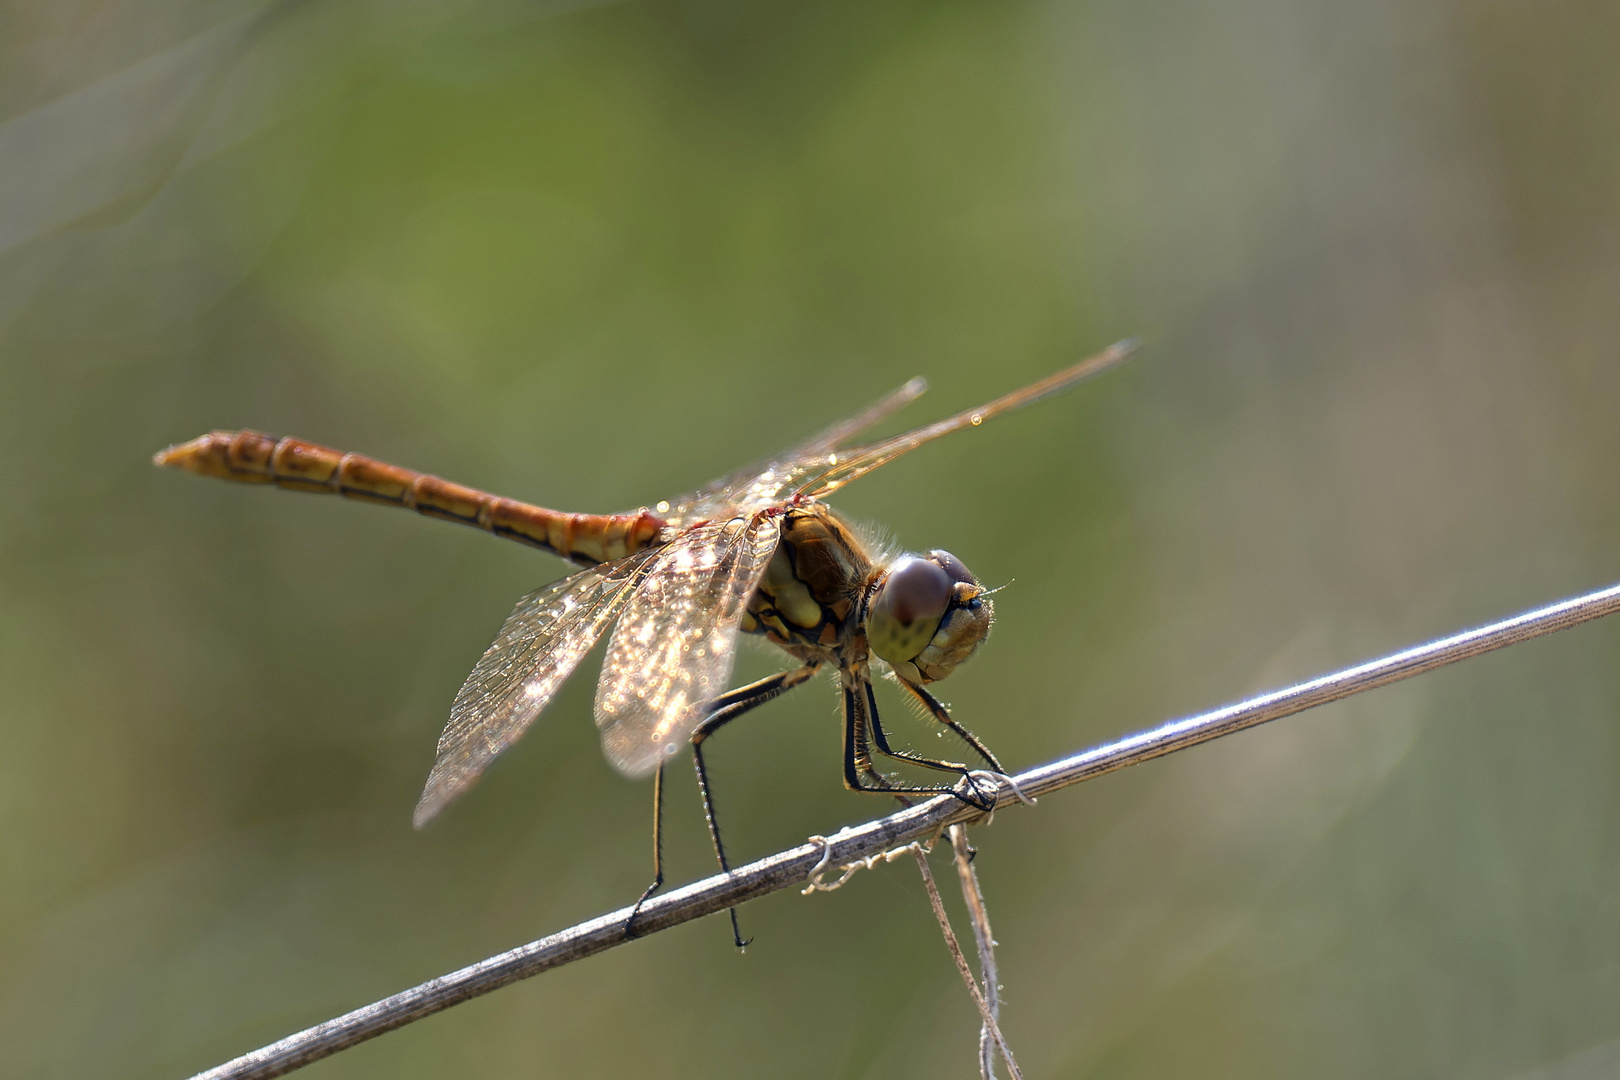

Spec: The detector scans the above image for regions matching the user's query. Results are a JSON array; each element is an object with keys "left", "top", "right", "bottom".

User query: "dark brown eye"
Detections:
[
  {"left": 928, "top": 549, "right": 977, "bottom": 587},
  {"left": 880, "top": 557, "right": 952, "bottom": 625},
  {"left": 868, "top": 556, "right": 953, "bottom": 669}
]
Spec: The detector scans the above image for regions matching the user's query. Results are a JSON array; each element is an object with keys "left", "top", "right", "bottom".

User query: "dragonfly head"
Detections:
[{"left": 867, "top": 550, "right": 993, "bottom": 684}]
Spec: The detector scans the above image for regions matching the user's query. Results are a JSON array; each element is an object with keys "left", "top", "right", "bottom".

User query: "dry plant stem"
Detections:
[
  {"left": 950, "top": 825, "right": 1002, "bottom": 1080},
  {"left": 188, "top": 580, "right": 1620, "bottom": 1080},
  {"left": 911, "top": 843, "right": 1025, "bottom": 1080}
]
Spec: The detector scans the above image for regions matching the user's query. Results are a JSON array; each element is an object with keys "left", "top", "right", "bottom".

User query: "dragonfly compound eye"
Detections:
[
  {"left": 869, "top": 556, "right": 953, "bottom": 670},
  {"left": 927, "top": 549, "right": 977, "bottom": 587},
  {"left": 913, "top": 550, "right": 993, "bottom": 683},
  {"left": 869, "top": 552, "right": 994, "bottom": 683}
]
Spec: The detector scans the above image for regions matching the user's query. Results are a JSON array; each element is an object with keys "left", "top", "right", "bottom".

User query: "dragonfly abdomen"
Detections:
[{"left": 154, "top": 430, "right": 664, "bottom": 565}]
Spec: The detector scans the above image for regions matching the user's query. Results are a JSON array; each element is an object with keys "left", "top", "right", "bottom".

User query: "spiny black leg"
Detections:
[
  {"left": 898, "top": 679, "right": 1003, "bottom": 772},
  {"left": 689, "top": 663, "right": 820, "bottom": 949},
  {"left": 696, "top": 663, "right": 822, "bottom": 742},
  {"left": 692, "top": 741, "right": 749, "bottom": 949},
  {"left": 842, "top": 675, "right": 872, "bottom": 792},
  {"left": 862, "top": 678, "right": 995, "bottom": 812},
  {"left": 624, "top": 764, "right": 665, "bottom": 940},
  {"left": 844, "top": 752, "right": 995, "bottom": 811},
  {"left": 840, "top": 666, "right": 993, "bottom": 811}
]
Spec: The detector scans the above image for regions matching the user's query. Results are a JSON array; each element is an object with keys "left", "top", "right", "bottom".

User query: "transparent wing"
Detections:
[
  {"left": 796, "top": 375, "right": 930, "bottom": 458},
  {"left": 659, "top": 376, "right": 928, "bottom": 526},
  {"left": 663, "top": 342, "right": 1134, "bottom": 524},
  {"left": 594, "top": 512, "right": 782, "bottom": 777},
  {"left": 413, "top": 547, "right": 659, "bottom": 826},
  {"left": 797, "top": 340, "right": 1138, "bottom": 499}
]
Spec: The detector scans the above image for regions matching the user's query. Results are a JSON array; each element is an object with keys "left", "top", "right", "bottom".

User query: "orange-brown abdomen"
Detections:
[{"left": 155, "top": 430, "right": 665, "bottom": 565}]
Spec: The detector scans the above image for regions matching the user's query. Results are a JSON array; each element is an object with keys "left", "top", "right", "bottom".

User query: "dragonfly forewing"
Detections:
[
  {"left": 413, "top": 548, "right": 660, "bottom": 826},
  {"left": 658, "top": 377, "right": 927, "bottom": 527},
  {"left": 798, "top": 340, "right": 1138, "bottom": 499},
  {"left": 658, "top": 342, "right": 1134, "bottom": 528},
  {"left": 595, "top": 513, "right": 782, "bottom": 777}
]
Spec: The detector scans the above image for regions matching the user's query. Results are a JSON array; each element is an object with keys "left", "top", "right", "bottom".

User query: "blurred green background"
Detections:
[{"left": 3, "top": 0, "right": 1620, "bottom": 1077}]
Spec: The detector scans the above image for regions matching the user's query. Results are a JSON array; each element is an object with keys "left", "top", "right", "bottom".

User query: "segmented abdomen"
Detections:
[{"left": 155, "top": 430, "right": 666, "bottom": 565}]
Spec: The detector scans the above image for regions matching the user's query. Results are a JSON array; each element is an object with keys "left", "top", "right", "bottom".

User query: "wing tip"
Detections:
[
  {"left": 603, "top": 740, "right": 667, "bottom": 781},
  {"left": 412, "top": 772, "right": 460, "bottom": 829},
  {"left": 411, "top": 795, "right": 441, "bottom": 830}
]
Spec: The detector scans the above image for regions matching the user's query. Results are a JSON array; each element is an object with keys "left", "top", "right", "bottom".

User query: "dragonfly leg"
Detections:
[
  {"left": 841, "top": 669, "right": 996, "bottom": 812},
  {"left": 896, "top": 680, "right": 1003, "bottom": 773},
  {"left": 865, "top": 681, "right": 997, "bottom": 811},
  {"left": 696, "top": 662, "right": 824, "bottom": 742},
  {"left": 690, "top": 662, "right": 822, "bottom": 949},
  {"left": 624, "top": 764, "right": 665, "bottom": 941}
]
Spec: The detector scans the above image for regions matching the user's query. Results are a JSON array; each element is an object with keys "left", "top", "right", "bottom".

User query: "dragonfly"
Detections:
[{"left": 156, "top": 340, "right": 1134, "bottom": 944}]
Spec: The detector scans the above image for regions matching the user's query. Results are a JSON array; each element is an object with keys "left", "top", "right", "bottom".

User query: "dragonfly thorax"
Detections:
[
  {"left": 866, "top": 550, "right": 992, "bottom": 684},
  {"left": 739, "top": 504, "right": 993, "bottom": 684},
  {"left": 741, "top": 504, "right": 870, "bottom": 655}
]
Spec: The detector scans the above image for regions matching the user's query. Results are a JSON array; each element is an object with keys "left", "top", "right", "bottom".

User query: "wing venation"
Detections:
[
  {"left": 414, "top": 548, "right": 658, "bottom": 826},
  {"left": 594, "top": 513, "right": 782, "bottom": 777},
  {"left": 659, "top": 341, "right": 1134, "bottom": 522},
  {"left": 659, "top": 377, "right": 927, "bottom": 525}
]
